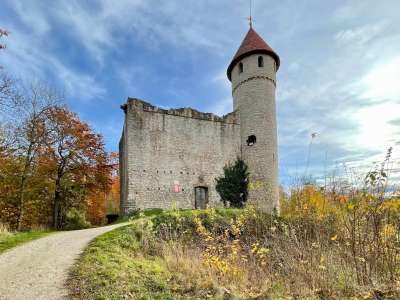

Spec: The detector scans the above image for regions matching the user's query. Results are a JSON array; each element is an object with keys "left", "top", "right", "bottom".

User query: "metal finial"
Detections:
[{"left": 248, "top": 0, "right": 253, "bottom": 28}]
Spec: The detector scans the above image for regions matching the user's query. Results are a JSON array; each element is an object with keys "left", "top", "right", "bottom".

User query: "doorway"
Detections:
[{"left": 194, "top": 186, "right": 208, "bottom": 209}]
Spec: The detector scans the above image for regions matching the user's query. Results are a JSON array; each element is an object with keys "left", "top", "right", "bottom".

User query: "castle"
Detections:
[{"left": 119, "top": 27, "right": 280, "bottom": 215}]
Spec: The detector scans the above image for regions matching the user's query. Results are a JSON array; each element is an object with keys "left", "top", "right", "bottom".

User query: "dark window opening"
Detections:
[
  {"left": 247, "top": 135, "right": 257, "bottom": 146},
  {"left": 258, "top": 56, "right": 264, "bottom": 67},
  {"left": 239, "top": 62, "right": 243, "bottom": 74}
]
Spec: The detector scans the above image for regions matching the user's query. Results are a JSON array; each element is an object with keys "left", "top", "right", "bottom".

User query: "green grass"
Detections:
[
  {"left": 68, "top": 209, "right": 239, "bottom": 299},
  {"left": 69, "top": 224, "right": 177, "bottom": 300},
  {"left": 109, "top": 208, "right": 165, "bottom": 225},
  {"left": 0, "top": 230, "right": 54, "bottom": 254}
]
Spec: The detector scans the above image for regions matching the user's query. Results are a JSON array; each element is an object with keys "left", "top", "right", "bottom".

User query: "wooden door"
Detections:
[{"left": 195, "top": 187, "right": 208, "bottom": 209}]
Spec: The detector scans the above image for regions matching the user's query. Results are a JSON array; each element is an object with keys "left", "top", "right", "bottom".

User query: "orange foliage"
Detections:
[
  {"left": 44, "top": 107, "right": 114, "bottom": 227},
  {"left": 1, "top": 104, "right": 117, "bottom": 229},
  {"left": 86, "top": 191, "right": 106, "bottom": 225}
]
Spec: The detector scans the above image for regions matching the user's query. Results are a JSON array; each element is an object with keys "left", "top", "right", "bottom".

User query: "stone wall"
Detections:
[{"left": 119, "top": 98, "right": 241, "bottom": 215}]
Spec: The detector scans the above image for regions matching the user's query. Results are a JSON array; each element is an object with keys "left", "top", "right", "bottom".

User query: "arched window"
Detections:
[
  {"left": 258, "top": 56, "right": 264, "bottom": 67},
  {"left": 239, "top": 62, "right": 244, "bottom": 74}
]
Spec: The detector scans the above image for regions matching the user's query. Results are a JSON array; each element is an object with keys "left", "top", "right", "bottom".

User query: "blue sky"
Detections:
[{"left": 1, "top": 0, "right": 400, "bottom": 185}]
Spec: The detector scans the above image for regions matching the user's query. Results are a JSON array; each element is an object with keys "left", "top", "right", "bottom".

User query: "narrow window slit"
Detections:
[
  {"left": 239, "top": 62, "right": 244, "bottom": 74},
  {"left": 258, "top": 56, "right": 264, "bottom": 67}
]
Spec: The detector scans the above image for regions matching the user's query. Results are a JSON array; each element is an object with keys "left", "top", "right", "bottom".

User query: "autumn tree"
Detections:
[
  {"left": 9, "top": 84, "right": 60, "bottom": 229},
  {"left": 0, "top": 82, "right": 112, "bottom": 229},
  {"left": 0, "top": 31, "right": 113, "bottom": 229},
  {"left": 44, "top": 107, "right": 110, "bottom": 228}
]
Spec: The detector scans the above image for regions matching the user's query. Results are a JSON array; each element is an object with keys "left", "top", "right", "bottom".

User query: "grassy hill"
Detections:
[{"left": 68, "top": 203, "right": 399, "bottom": 299}]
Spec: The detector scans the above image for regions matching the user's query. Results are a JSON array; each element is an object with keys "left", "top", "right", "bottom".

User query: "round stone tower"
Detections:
[{"left": 227, "top": 27, "right": 280, "bottom": 213}]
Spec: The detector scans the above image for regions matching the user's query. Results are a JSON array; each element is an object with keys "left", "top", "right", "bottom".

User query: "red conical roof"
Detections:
[{"left": 227, "top": 27, "right": 280, "bottom": 81}]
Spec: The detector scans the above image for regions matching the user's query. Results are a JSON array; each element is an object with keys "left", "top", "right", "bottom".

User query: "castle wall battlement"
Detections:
[
  {"left": 119, "top": 97, "right": 241, "bottom": 214},
  {"left": 122, "top": 98, "right": 239, "bottom": 124}
]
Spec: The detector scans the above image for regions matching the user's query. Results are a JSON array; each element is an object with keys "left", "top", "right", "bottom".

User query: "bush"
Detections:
[
  {"left": 215, "top": 158, "right": 249, "bottom": 208},
  {"left": 63, "top": 208, "right": 90, "bottom": 230}
]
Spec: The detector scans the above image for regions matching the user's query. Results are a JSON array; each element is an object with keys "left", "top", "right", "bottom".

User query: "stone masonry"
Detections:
[
  {"left": 120, "top": 27, "right": 280, "bottom": 215},
  {"left": 119, "top": 99, "right": 241, "bottom": 213}
]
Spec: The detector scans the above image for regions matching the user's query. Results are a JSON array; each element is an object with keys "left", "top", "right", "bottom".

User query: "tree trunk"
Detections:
[
  {"left": 16, "top": 144, "right": 33, "bottom": 230},
  {"left": 16, "top": 175, "right": 26, "bottom": 230},
  {"left": 53, "top": 175, "right": 62, "bottom": 229}
]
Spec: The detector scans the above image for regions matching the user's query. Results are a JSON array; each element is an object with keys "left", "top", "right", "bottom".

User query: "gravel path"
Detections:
[{"left": 0, "top": 223, "right": 128, "bottom": 300}]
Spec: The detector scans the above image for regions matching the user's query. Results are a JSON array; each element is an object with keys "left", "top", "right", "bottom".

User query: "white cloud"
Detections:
[
  {"left": 2, "top": 0, "right": 400, "bottom": 184},
  {"left": 0, "top": 21, "right": 105, "bottom": 102},
  {"left": 360, "top": 56, "right": 400, "bottom": 101},
  {"left": 4, "top": 0, "right": 228, "bottom": 68},
  {"left": 10, "top": 1, "right": 51, "bottom": 35},
  {"left": 335, "top": 22, "right": 387, "bottom": 46},
  {"left": 212, "top": 70, "right": 231, "bottom": 92},
  {"left": 50, "top": 58, "right": 106, "bottom": 101}
]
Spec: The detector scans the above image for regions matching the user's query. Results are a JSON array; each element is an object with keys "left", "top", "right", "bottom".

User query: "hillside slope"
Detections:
[{"left": 68, "top": 208, "right": 399, "bottom": 299}]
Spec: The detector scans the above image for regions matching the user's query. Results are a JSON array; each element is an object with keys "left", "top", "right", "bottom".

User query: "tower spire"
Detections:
[{"left": 248, "top": 0, "right": 253, "bottom": 28}]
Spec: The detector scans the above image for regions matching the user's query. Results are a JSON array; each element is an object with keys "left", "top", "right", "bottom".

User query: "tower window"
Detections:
[
  {"left": 258, "top": 56, "right": 264, "bottom": 67},
  {"left": 247, "top": 135, "right": 256, "bottom": 146},
  {"left": 238, "top": 62, "right": 243, "bottom": 74}
]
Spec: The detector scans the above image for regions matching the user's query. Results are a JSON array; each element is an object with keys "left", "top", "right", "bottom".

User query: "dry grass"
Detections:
[
  {"left": 0, "top": 222, "right": 12, "bottom": 236},
  {"left": 69, "top": 204, "right": 399, "bottom": 299},
  {"left": 143, "top": 192, "right": 400, "bottom": 299}
]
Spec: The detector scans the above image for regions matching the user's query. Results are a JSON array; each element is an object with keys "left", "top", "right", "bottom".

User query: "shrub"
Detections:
[
  {"left": 215, "top": 158, "right": 249, "bottom": 208},
  {"left": 152, "top": 209, "right": 238, "bottom": 241},
  {"left": 63, "top": 208, "right": 90, "bottom": 230}
]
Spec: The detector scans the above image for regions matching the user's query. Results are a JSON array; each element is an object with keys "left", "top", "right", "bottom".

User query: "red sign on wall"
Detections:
[{"left": 173, "top": 181, "right": 181, "bottom": 193}]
